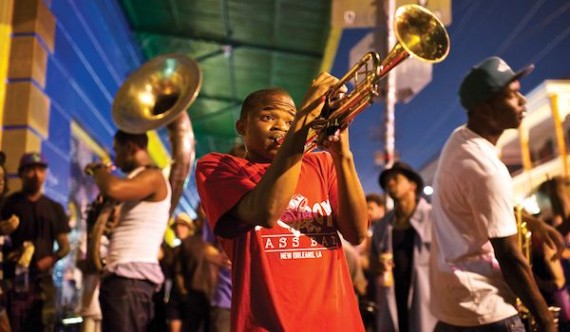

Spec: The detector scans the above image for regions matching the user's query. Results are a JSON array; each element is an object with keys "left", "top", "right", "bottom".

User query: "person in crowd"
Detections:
[
  {"left": 77, "top": 238, "right": 103, "bottom": 332},
  {"left": 0, "top": 151, "right": 13, "bottom": 331},
  {"left": 84, "top": 130, "right": 171, "bottom": 332},
  {"left": 198, "top": 201, "right": 232, "bottom": 332},
  {"left": 166, "top": 212, "right": 194, "bottom": 332},
  {"left": 430, "top": 56, "right": 564, "bottom": 332},
  {"left": 366, "top": 194, "right": 386, "bottom": 227},
  {"left": 360, "top": 193, "right": 386, "bottom": 270},
  {"left": 1, "top": 152, "right": 71, "bottom": 332},
  {"left": 533, "top": 177, "right": 570, "bottom": 329},
  {"left": 370, "top": 161, "right": 435, "bottom": 332},
  {"left": 342, "top": 236, "right": 368, "bottom": 299},
  {"left": 360, "top": 193, "right": 387, "bottom": 331},
  {"left": 173, "top": 210, "right": 223, "bottom": 332},
  {"left": 195, "top": 72, "right": 369, "bottom": 331},
  {"left": 148, "top": 240, "right": 175, "bottom": 332}
]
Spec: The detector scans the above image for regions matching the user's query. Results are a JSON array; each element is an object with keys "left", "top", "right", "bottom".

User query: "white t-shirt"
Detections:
[{"left": 430, "top": 126, "right": 518, "bottom": 326}]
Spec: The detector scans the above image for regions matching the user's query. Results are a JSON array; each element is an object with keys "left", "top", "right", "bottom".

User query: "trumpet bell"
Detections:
[
  {"left": 112, "top": 53, "right": 202, "bottom": 134},
  {"left": 394, "top": 4, "right": 450, "bottom": 63},
  {"left": 304, "top": 4, "right": 451, "bottom": 152}
]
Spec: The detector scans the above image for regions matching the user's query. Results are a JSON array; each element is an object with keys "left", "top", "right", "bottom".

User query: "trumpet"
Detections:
[{"left": 303, "top": 4, "right": 450, "bottom": 152}]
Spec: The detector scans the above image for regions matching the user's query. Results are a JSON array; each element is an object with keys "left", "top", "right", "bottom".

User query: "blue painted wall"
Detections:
[
  {"left": 34, "top": 0, "right": 196, "bottom": 215},
  {"left": 41, "top": 0, "right": 143, "bottom": 205}
]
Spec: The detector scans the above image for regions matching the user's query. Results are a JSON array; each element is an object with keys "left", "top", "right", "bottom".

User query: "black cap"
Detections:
[
  {"left": 18, "top": 152, "right": 48, "bottom": 172},
  {"left": 459, "top": 56, "right": 534, "bottom": 110},
  {"left": 378, "top": 161, "right": 424, "bottom": 196}
]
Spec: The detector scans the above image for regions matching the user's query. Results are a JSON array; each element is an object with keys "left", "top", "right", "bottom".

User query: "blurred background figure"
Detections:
[
  {"left": 371, "top": 161, "right": 435, "bottom": 332},
  {"left": 173, "top": 211, "right": 225, "bottom": 332},
  {"left": 148, "top": 240, "right": 175, "bottom": 332},
  {"left": 0, "top": 151, "right": 13, "bottom": 331},
  {"left": 75, "top": 230, "right": 105, "bottom": 332},
  {"left": 359, "top": 193, "right": 387, "bottom": 331},
  {"left": 1, "top": 152, "right": 71, "bottom": 332},
  {"left": 342, "top": 237, "right": 368, "bottom": 301},
  {"left": 533, "top": 176, "right": 570, "bottom": 330},
  {"left": 366, "top": 194, "right": 387, "bottom": 226},
  {"left": 167, "top": 213, "right": 194, "bottom": 332},
  {"left": 198, "top": 202, "right": 231, "bottom": 332}
]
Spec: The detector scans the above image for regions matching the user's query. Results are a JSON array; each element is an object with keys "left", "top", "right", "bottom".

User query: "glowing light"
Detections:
[
  {"left": 62, "top": 317, "right": 83, "bottom": 325},
  {"left": 138, "top": 91, "right": 155, "bottom": 106},
  {"left": 521, "top": 194, "right": 541, "bottom": 215},
  {"left": 423, "top": 185, "right": 433, "bottom": 196}
]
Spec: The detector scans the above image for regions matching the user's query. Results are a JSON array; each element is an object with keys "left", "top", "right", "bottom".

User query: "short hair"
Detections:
[
  {"left": 366, "top": 193, "right": 385, "bottom": 207},
  {"left": 114, "top": 130, "right": 148, "bottom": 149},
  {"left": 239, "top": 87, "right": 292, "bottom": 120}
]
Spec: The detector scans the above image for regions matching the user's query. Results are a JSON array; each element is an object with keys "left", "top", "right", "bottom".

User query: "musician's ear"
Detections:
[{"left": 236, "top": 118, "right": 246, "bottom": 136}]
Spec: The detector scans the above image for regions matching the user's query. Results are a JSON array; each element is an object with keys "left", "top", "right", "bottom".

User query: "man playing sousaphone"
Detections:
[{"left": 84, "top": 130, "right": 171, "bottom": 331}]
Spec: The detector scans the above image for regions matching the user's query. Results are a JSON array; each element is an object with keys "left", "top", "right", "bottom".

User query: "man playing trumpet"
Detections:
[{"left": 196, "top": 72, "right": 369, "bottom": 331}]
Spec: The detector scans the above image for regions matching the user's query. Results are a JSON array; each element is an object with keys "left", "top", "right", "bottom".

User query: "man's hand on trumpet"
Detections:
[{"left": 296, "top": 72, "right": 341, "bottom": 128}]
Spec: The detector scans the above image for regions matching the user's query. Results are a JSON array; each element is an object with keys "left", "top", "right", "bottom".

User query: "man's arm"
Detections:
[
  {"left": 54, "top": 233, "right": 70, "bottom": 260},
  {"left": 522, "top": 212, "right": 565, "bottom": 259},
  {"left": 87, "top": 167, "right": 167, "bottom": 202},
  {"left": 490, "top": 235, "right": 556, "bottom": 332},
  {"left": 36, "top": 233, "right": 70, "bottom": 272},
  {"left": 228, "top": 73, "right": 339, "bottom": 228},
  {"left": 324, "top": 128, "right": 368, "bottom": 244}
]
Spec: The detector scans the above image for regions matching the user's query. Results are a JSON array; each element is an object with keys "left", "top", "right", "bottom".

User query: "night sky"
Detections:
[{"left": 330, "top": 0, "right": 570, "bottom": 194}]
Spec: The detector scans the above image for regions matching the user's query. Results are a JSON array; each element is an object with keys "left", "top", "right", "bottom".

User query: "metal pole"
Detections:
[{"left": 383, "top": 0, "right": 396, "bottom": 168}]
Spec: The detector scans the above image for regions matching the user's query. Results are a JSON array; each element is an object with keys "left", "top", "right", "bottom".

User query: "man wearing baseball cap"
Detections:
[
  {"left": 1, "top": 151, "right": 70, "bottom": 331},
  {"left": 430, "top": 57, "right": 563, "bottom": 331},
  {"left": 18, "top": 152, "right": 48, "bottom": 171}
]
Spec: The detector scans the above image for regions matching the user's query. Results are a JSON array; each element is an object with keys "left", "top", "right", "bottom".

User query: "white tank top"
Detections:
[{"left": 106, "top": 166, "right": 171, "bottom": 267}]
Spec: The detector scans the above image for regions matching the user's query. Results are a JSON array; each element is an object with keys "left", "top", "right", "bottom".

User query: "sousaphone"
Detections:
[{"left": 86, "top": 54, "right": 202, "bottom": 272}]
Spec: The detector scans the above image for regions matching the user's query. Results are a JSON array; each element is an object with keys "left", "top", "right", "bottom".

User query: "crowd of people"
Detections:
[{"left": 1, "top": 55, "right": 570, "bottom": 332}]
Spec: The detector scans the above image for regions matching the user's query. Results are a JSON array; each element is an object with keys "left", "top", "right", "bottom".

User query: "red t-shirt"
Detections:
[{"left": 196, "top": 152, "right": 364, "bottom": 332}]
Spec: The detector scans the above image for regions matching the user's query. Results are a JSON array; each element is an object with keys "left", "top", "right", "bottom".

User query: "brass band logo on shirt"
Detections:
[{"left": 257, "top": 194, "right": 340, "bottom": 260}]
